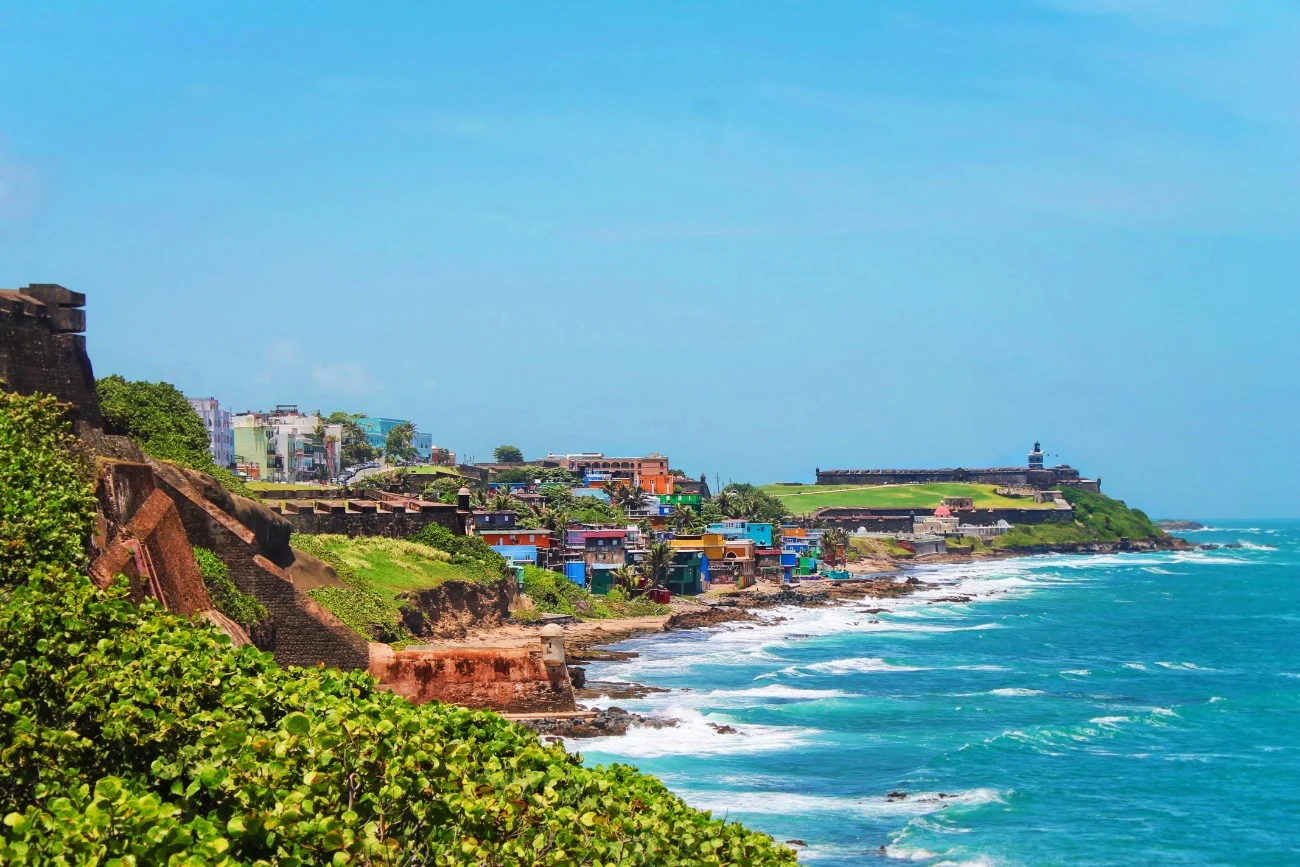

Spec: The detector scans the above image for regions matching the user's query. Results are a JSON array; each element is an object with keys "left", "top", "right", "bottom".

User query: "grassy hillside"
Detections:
[
  {"left": 295, "top": 533, "right": 508, "bottom": 641},
  {"left": 991, "top": 488, "right": 1166, "bottom": 549},
  {"left": 761, "top": 482, "right": 1054, "bottom": 515}
]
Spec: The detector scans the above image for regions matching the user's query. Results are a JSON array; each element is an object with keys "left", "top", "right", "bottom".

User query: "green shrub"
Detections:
[
  {"left": 192, "top": 547, "right": 267, "bottom": 626},
  {"left": 408, "top": 523, "right": 511, "bottom": 583},
  {"left": 0, "top": 391, "right": 97, "bottom": 587},
  {"left": 95, "top": 375, "right": 259, "bottom": 501},
  {"left": 520, "top": 566, "right": 669, "bottom": 620},
  {"left": 992, "top": 489, "right": 1165, "bottom": 549}
]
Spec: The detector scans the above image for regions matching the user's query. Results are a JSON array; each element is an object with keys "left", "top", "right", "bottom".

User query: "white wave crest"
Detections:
[
  {"left": 566, "top": 705, "right": 820, "bottom": 759},
  {"left": 1122, "top": 662, "right": 1149, "bottom": 671},
  {"left": 802, "top": 657, "right": 931, "bottom": 675},
  {"left": 988, "top": 687, "right": 1047, "bottom": 697},
  {"left": 1155, "top": 661, "right": 1215, "bottom": 671},
  {"left": 1061, "top": 669, "right": 1091, "bottom": 677},
  {"left": 673, "top": 786, "right": 1006, "bottom": 820}
]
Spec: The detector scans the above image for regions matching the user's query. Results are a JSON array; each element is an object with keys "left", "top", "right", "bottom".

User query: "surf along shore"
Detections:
[{"left": 429, "top": 534, "right": 1196, "bottom": 738}]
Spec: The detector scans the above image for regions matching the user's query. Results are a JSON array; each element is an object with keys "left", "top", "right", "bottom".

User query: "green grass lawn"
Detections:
[
  {"left": 759, "top": 482, "right": 1053, "bottom": 515},
  {"left": 293, "top": 535, "right": 474, "bottom": 598}
]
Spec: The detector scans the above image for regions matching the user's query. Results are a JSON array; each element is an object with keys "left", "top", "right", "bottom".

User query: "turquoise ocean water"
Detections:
[{"left": 573, "top": 522, "right": 1300, "bottom": 865}]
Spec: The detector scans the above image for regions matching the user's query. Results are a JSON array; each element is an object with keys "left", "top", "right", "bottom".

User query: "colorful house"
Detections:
[
  {"left": 663, "top": 550, "right": 705, "bottom": 596},
  {"left": 583, "top": 530, "right": 628, "bottom": 594},
  {"left": 670, "top": 532, "right": 726, "bottom": 562},
  {"left": 660, "top": 491, "right": 702, "bottom": 511},
  {"left": 478, "top": 529, "right": 553, "bottom": 550},
  {"left": 473, "top": 510, "right": 518, "bottom": 531},
  {"left": 490, "top": 544, "right": 538, "bottom": 566},
  {"left": 706, "top": 520, "right": 774, "bottom": 547}
]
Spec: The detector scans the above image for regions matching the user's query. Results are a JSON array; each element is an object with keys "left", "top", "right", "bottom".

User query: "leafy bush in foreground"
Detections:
[
  {"left": 0, "top": 391, "right": 97, "bottom": 587},
  {"left": 1, "top": 575, "right": 792, "bottom": 865},
  {"left": 0, "top": 391, "right": 794, "bottom": 864}
]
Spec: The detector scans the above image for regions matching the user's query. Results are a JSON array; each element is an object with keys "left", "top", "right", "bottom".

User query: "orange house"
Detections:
[{"left": 478, "top": 529, "right": 554, "bottom": 550}]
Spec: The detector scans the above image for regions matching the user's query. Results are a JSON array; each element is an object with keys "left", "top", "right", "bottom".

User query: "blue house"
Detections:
[
  {"left": 706, "top": 520, "right": 774, "bottom": 547},
  {"left": 490, "top": 544, "right": 538, "bottom": 566}
]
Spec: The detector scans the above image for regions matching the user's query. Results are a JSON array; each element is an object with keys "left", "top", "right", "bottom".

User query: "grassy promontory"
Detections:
[
  {"left": 761, "top": 482, "right": 1054, "bottom": 516},
  {"left": 0, "top": 390, "right": 795, "bottom": 865},
  {"left": 991, "top": 488, "right": 1166, "bottom": 549}
]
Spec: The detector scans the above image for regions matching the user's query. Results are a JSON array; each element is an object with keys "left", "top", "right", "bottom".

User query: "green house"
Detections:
[
  {"left": 663, "top": 550, "right": 704, "bottom": 596},
  {"left": 660, "top": 492, "right": 702, "bottom": 511}
]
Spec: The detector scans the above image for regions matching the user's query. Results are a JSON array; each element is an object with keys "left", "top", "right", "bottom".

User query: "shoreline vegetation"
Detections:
[{"left": 0, "top": 390, "right": 798, "bottom": 865}]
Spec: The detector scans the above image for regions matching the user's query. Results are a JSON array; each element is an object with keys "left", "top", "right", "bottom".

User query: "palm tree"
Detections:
[
  {"left": 670, "top": 505, "right": 695, "bottom": 533},
  {"left": 488, "top": 491, "right": 516, "bottom": 513},
  {"left": 624, "top": 485, "right": 650, "bottom": 513},
  {"left": 643, "top": 540, "right": 675, "bottom": 589},
  {"left": 610, "top": 565, "right": 638, "bottom": 591},
  {"left": 821, "top": 527, "right": 849, "bottom": 566},
  {"left": 714, "top": 491, "right": 735, "bottom": 517}
]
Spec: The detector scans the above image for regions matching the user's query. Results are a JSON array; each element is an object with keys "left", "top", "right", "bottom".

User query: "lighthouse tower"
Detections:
[{"left": 1028, "top": 441, "right": 1045, "bottom": 470}]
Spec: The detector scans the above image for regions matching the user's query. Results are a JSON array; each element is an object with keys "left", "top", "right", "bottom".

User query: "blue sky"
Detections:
[{"left": 2, "top": 0, "right": 1297, "bottom": 518}]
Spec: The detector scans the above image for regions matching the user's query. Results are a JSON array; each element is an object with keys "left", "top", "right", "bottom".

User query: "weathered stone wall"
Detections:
[
  {"left": 90, "top": 461, "right": 213, "bottom": 617},
  {"left": 154, "top": 469, "right": 371, "bottom": 671},
  {"left": 368, "top": 644, "right": 575, "bottom": 713},
  {"left": 275, "top": 503, "right": 464, "bottom": 538},
  {"left": 0, "top": 284, "right": 101, "bottom": 425}
]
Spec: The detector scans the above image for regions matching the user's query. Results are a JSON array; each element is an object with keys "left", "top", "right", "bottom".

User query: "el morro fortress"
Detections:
[{"left": 815, "top": 442, "right": 1101, "bottom": 492}]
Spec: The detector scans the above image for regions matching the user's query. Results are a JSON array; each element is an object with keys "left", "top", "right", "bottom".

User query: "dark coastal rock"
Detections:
[
  {"left": 785, "top": 839, "right": 806, "bottom": 847},
  {"left": 1158, "top": 520, "right": 1204, "bottom": 531},
  {"left": 708, "top": 723, "right": 739, "bottom": 735},
  {"left": 567, "top": 666, "right": 586, "bottom": 689},
  {"left": 517, "top": 707, "right": 679, "bottom": 739},
  {"left": 887, "top": 791, "right": 908, "bottom": 801},
  {"left": 576, "top": 680, "right": 670, "bottom": 701},
  {"left": 666, "top": 606, "right": 759, "bottom": 630}
]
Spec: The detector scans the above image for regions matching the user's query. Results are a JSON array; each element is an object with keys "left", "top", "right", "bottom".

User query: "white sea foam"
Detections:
[
  {"left": 987, "top": 688, "right": 1047, "bottom": 697},
  {"left": 701, "top": 684, "right": 858, "bottom": 701},
  {"left": 952, "top": 664, "right": 1009, "bottom": 672},
  {"left": 1155, "top": 661, "right": 1215, "bottom": 671},
  {"left": 1061, "top": 669, "right": 1091, "bottom": 677},
  {"left": 801, "top": 656, "right": 931, "bottom": 675},
  {"left": 1089, "top": 715, "right": 1131, "bottom": 726},
  {"left": 673, "top": 786, "right": 1006, "bottom": 820},
  {"left": 567, "top": 705, "right": 820, "bottom": 759},
  {"left": 1123, "top": 662, "right": 1149, "bottom": 671},
  {"left": 1209, "top": 696, "right": 1226, "bottom": 703},
  {"left": 1236, "top": 541, "right": 1277, "bottom": 551}
]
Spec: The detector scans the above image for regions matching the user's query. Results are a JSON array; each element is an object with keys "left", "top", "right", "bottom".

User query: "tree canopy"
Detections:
[{"left": 493, "top": 444, "right": 524, "bottom": 463}]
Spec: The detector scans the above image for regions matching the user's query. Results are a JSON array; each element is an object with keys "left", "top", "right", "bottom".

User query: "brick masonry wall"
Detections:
[
  {"left": 368, "top": 644, "right": 575, "bottom": 713},
  {"left": 278, "top": 507, "right": 465, "bottom": 538},
  {"left": 154, "top": 470, "right": 371, "bottom": 671}
]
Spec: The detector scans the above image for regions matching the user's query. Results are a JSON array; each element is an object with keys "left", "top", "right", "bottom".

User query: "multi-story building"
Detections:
[
  {"left": 232, "top": 407, "right": 342, "bottom": 482},
  {"left": 186, "top": 397, "right": 234, "bottom": 468},
  {"left": 356, "top": 416, "right": 432, "bottom": 462},
  {"left": 546, "top": 452, "right": 675, "bottom": 495}
]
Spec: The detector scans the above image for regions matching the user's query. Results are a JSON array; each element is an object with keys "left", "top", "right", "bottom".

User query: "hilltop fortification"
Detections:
[{"left": 816, "top": 441, "right": 1101, "bottom": 492}]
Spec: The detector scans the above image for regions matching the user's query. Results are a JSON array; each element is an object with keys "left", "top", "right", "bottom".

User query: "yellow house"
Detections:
[{"left": 671, "top": 533, "right": 726, "bottom": 561}]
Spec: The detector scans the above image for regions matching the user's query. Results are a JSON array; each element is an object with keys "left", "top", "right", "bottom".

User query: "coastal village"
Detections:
[{"left": 3, "top": 284, "right": 1176, "bottom": 730}]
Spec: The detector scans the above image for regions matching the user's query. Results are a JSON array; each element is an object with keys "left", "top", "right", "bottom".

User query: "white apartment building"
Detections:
[{"left": 186, "top": 396, "right": 234, "bottom": 468}]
